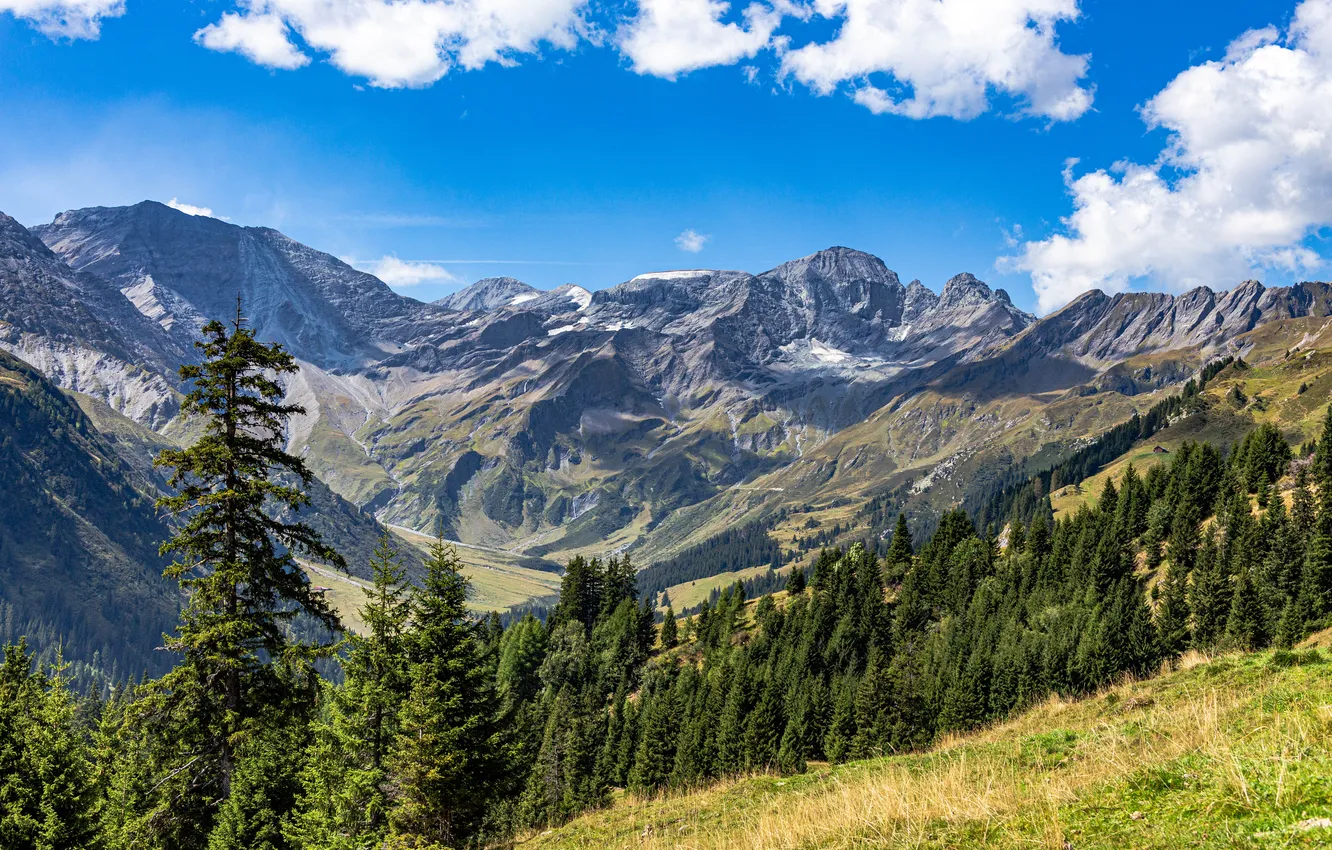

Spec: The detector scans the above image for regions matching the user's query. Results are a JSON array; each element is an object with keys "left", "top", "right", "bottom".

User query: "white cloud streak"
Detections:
[
  {"left": 675, "top": 228, "right": 710, "bottom": 252},
  {"left": 346, "top": 255, "right": 463, "bottom": 287},
  {"left": 1012, "top": 0, "right": 1332, "bottom": 313},
  {"left": 0, "top": 0, "right": 122, "bottom": 39}
]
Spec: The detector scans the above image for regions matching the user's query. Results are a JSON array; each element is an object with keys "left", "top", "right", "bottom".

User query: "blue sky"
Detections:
[{"left": 1, "top": 0, "right": 1327, "bottom": 313}]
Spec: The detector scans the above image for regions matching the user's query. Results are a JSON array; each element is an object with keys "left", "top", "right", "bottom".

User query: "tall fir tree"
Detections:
[
  {"left": 884, "top": 513, "right": 914, "bottom": 583},
  {"left": 659, "top": 607, "right": 678, "bottom": 649},
  {"left": 391, "top": 536, "right": 508, "bottom": 846},
  {"left": 289, "top": 534, "right": 412, "bottom": 849},
  {"left": 121, "top": 305, "right": 345, "bottom": 847}
]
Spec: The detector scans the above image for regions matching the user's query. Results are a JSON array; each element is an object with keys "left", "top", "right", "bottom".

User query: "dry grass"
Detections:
[{"left": 520, "top": 651, "right": 1332, "bottom": 849}]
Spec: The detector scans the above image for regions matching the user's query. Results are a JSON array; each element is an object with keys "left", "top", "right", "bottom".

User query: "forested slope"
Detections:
[{"left": 0, "top": 350, "right": 178, "bottom": 682}]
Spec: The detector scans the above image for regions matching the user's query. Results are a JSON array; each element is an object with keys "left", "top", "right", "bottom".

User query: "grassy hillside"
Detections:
[
  {"left": 520, "top": 646, "right": 1332, "bottom": 849},
  {"left": 1047, "top": 320, "right": 1332, "bottom": 518},
  {"left": 386, "top": 523, "right": 561, "bottom": 614}
]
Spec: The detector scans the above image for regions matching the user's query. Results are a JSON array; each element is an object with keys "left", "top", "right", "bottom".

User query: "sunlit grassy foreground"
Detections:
[{"left": 518, "top": 646, "right": 1332, "bottom": 849}]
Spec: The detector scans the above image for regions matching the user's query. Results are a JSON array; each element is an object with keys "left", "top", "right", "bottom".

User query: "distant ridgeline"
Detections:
[
  {"left": 971, "top": 356, "right": 1238, "bottom": 531},
  {"left": 851, "top": 356, "right": 1240, "bottom": 549}
]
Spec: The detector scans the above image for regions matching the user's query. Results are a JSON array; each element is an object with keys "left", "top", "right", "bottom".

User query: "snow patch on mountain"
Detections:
[
  {"left": 809, "top": 339, "right": 851, "bottom": 364},
  {"left": 631, "top": 270, "right": 713, "bottom": 282},
  {"left": 562, "top": 285, "right": 592, "bottom": 311}
]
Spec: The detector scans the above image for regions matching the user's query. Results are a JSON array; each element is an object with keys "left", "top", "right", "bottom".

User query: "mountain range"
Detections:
[{"left": 6, "top": 199, "right": 1332, "bottom": 662}]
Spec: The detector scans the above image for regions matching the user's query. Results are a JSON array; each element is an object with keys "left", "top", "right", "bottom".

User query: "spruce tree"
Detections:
[
  {"left": 1222, "top": 566, "right": 1264, "bottom": 650},
  {"left": 628, "top": 668, "right": 678, "bottom": 794},
  {"left": 884, "top": 513, "right": 913, "bottom": 583},
  {"left": 660, "top": 607, "right": 678, "bottom": 648},
  {"left": 0, "top": 642, "right": 102, "bottom": 850},
  {"left": 785, "top": 566, "right": 807, "bottom": 594},
  {"left": 1188, "top": 539, "right": 1230, "bottom": 649},
  {"left": 391, "top": 535, "right": 508, "bottom": 846},
  {"left": 132, "top": 306, "right": 346, "bottom": 844},
  {"left": 289, "top": 534, "right": 412, "bottom": 849},
  {"left": 1155, "top": 560, "right": 1191, "bottom": 657}
]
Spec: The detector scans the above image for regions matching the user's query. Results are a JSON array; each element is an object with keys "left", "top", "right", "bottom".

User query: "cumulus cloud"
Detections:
[
  {"left": 180, "top": 0, "right": 1088, "bottom": 125},
  {"left": 782, "top": 0, "right": 1091, "bottom": 121},
  {"left": 195, "top": 12, "right": 310, "bottom": 70},
  {"left": 347, "top": 255, "right": 463, "bottom": 287},
  {"left": 675, "top": 229, "right": 710, "bottom": 252},
  {"left": 619, "top": 0, "right": 788, "bottom": 79},
  {"left": 0, "top": 0, "right": 123, "bottom": 39},
  {"left": 194, "top": 0, "right": 587, "bottom": 88},
  {"left": 166, "top": 197, "right": 223, "bottom": 218},
  {"left": 1012, "top": 0, "right": 1332, "bottom": 313}
]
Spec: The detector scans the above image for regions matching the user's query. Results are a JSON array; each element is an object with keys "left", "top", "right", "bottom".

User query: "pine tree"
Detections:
[
  {"left": 289, "top": 534, "right": 412, "bottom": 849},
  {"left": 884, "top": 513, "right": 913, "bottom": 584},
  {"left": 132, "top": 306, "right": 346, "bottom": 844},
  {"left": 1298, "top": 530, "right": 1332, "bottom": 629},
  {"left": 775, "top": 685, "right": 811, "bottom": 776},
  {"left": 496, "top": 614, "right": 548, "bottom": 706},
  {"left": 1156, "top": 559, "right": 1191, "bottom": 657},
  {"left": 785, "top": 567, "right": 807, "bottom": 595},
  {"left": 391, "top": 535, "right": 508, "bottom": 846},
  {"left": 659, "top": 607, "right": 678, "bottom": 648},
  {"left": 0, "top": 642, "right": 102, "bottom": 850},
  {"left": 208, "top": 717, "right": 307, "bottom": 850},
  {"left": 1189, "top": 539, "right": 1230, "bottom": 649},
  {"left": 628, "top": 668, "right": 678, "bottom": 794},
  {"left": 1222, "top": 566, "right": 1264, "bottom": 651},
  {"left": 823, "top": 676, "right": 857, "bottom": 764}
]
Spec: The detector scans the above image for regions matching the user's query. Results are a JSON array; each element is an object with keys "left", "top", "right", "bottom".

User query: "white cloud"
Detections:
[
  {"left": 1012, "top": 0, "right": 1332, "bottom": 313},
  {"left": 196, "top": 0, "right": 587, "bottom": 88},
  {"left": 675, "top": 228, "right": 710, "bottom": 252},
  {"left": 782, "top": 0, "right": 1091, "bottom": 121},
  {"left": 165, "top": 195, "right": 219, "bottom": 215},
  {"left": 619, "top": 0, "right": 788, "bottom": 79},
  {"left": 346, "top": 255, "right": 463, "bottom": 287},
  {"left": 195, "top": 12, "right": 310, "bottom": 70},
  {"left": 0, "top": 0, "right": 123, "bottom": 39}
]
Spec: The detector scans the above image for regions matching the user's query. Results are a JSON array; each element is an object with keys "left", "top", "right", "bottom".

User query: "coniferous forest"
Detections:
[{"left": 7, "top": 321, "right": 1332, "bottom": 850}]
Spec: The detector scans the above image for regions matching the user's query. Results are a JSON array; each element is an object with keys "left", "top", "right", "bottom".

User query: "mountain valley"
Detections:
[{"left": 6, "top": 199, "right": 1332, "bottom": 637}]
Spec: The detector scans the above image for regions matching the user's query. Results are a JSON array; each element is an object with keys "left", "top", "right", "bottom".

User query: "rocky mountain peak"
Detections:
[
  {"left": 768, "top": 246, "right": 901, "bottom": 289},
  {"left": 35, "top": 200, "right": 422, "bottom": 369},
  {"left": 901, "top": 279, "right": 939, "bottom": 324},
  {"left": 437, "top": 277, "right": 540, "bottom": 312},
  {"left": 1, "top": 211, "right": 57, "bottom": 259},
  {"left": 938, "top": 272, "right": 993, "bottom": 308}
]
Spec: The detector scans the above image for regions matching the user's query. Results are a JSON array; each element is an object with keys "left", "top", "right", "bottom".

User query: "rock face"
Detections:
[
  {"left": 34, "top": 201, "right": 430, "bottom": 369},
  {"left": 0, "top": 212, "right": 186, "bottom": 427},
  {"left": 1012, "top": 280, "right": 1332, "bottom": 366},
  {"left": 9, "top": 200, "right": 1331, "bottom": 569}
]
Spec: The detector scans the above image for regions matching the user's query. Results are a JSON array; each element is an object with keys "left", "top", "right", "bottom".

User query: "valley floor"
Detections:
[{"left": 518, "top": 640, "right": 1332, "bottom": 849}]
